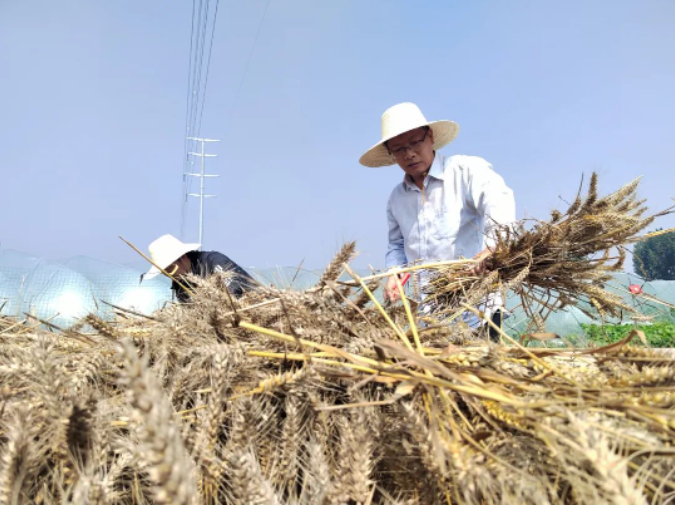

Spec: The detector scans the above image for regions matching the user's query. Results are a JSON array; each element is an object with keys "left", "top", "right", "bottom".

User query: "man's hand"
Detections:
[
  {"left": 384, "top": 275, "right": 401, "bottom": 302},
  {"left": 467, "top": 248, "right": 493, "bottom": 276}
]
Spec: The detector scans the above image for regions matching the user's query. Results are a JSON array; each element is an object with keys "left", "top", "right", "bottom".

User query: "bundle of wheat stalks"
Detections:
[
  {"left": 1, "top": 177, "right": 674, "bottom": 504},
  {"left": 426, "top": 173, "right": 669, "bottom": 325}
]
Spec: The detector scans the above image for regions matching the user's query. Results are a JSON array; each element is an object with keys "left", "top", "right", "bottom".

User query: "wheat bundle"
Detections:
[
  {"left": 0, "top": 177, "right": 674, "bottom": 504},
  {"left": 425, "top": 173, "right": 669, "bottom": 325}
]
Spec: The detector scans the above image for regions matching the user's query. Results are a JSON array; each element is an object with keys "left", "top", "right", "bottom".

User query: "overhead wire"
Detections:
[
  {"left": 180, "top": 0, "right": 199, "bottom": 239},
  {"left": 187, "top": 0, "right": 212, "bottom": 232},
  {"left": 180, "top": 0, "right": 198, "bottom": 240},
  {"left": 196, "top": 0, "right": 221, "bottom": 138},
  {"left": 180, "top": 0, "right": 269, "bottom": 238},
  {"left": 223, "top": 0, "right": 271, "bottom": 133},
  {"left": 181, "top": 0, "right": 212, "bottom": 239},
  {"left": 184, "top": 0, "right": 214, "bottom": 238},
  {"left": 188, "top": 0, "right": 210, "bottom": 143}
]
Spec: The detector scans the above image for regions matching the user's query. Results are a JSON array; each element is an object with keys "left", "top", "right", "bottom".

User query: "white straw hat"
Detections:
[
  {"left": 359, "top": 102, "right": 459, "bottom": 167},
  {"left": 142, "top": 234, "right": 200, "bottom": 281}
]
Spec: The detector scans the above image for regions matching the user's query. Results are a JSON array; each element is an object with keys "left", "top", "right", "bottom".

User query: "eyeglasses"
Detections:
[{"left": 389, "top": 129, "right": 429, "bottom": 156}]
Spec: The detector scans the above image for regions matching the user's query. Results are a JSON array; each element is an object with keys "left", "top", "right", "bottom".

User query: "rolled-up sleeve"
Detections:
[
  {"left": 466, "top": 158, "right": 516, "bottom": 249},
  {"left": 385, "top": 199, "right": 408, "bottom": 268}
]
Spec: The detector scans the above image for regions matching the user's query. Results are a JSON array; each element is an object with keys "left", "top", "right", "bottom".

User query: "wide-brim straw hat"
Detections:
[
  {"left": 142, "top": 234, "right": 200, "bottom": 281},
  {"left": 359, "top": 102, "right": 459, "bottom": 167}
]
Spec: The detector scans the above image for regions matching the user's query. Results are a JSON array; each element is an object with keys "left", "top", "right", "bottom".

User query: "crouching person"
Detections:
[{"left": 142, "top": 234, "right": 256, "bottom": 302}]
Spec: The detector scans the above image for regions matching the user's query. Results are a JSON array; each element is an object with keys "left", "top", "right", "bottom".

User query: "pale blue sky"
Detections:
[{"left": 1, "top": 0, "right": 674, "bottom": 270}]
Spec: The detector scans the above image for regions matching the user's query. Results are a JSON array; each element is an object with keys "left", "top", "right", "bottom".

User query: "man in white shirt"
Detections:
[{"left": 359, "top": 102, "right": 516, "bottom": 337}]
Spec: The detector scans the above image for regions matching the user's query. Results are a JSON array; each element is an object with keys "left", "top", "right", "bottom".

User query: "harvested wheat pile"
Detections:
[{"left": 1, "top": 176, "right": 674, "bottom": 505}]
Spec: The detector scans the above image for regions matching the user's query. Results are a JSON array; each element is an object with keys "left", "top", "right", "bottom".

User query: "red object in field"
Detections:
[
  {"left": 629, "top": 284, "right": 643, "bottom": 295},
  {"left": 400, "top": 273, "right": 411, "bottom": 286}
]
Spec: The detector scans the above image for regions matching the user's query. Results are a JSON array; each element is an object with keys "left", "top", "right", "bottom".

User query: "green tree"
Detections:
[{"left": 633, "top": 229, "right": 675, "bottom": 280}]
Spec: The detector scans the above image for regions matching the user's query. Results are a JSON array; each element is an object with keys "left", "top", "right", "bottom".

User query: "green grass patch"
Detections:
[{"left": 580, "top": 322, "right": 675, "bottom": 348}]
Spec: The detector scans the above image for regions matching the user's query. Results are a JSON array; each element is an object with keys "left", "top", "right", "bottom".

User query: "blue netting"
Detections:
[
  {"left": 59, "top": 256, "right": 172, "bottom": 317},
  {"left": 0, "top": 250, "right": 97, "bottom": 327},
  {"left": 0, "top": 250, "right": 171, "bottom": 327},
  {"left": 503, "top": 272, "right": 675, "bottom": 337},
  {"left": 2, "top": 248, "right": 674, "bottom": 334}
]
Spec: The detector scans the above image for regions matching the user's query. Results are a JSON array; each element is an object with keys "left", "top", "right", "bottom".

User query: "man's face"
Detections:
[
  {"left": 165, "top": 254, "right": 191, "bottom": 278},
  {"left": 387, "top": 127, "right": 435, "bottom": 180}
]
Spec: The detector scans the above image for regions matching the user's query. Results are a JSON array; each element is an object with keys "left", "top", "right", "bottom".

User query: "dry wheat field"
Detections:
[{"left": 1, "top": 175, "right": 674, "bottom": 505}]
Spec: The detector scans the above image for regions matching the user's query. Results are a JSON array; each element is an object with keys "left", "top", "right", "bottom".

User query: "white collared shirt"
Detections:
[{"left": 386, "top": 154, "right": 516, "bottom": 269}]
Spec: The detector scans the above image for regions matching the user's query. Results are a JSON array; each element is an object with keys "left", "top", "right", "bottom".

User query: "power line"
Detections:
[
  {"left": 188, "top": 0, "right": 209, "bottom": 141},
  {"left": 185, "top": 0, "right": 211, "bottom": 227},
  {"left": 181, "top": 0, "right": 270, "bottom": 240},
  {"left": 188, "top": 0, "right": 213, "bottom": 230},
  {"left": 181, "top": 0, "right": 214, "bottom": 240},
  {"left": 196, "top": 0, "right": 221, "bottom": 139},
  {"left": 180, "top": 0, "right": 198, "bottom": 240},
  {"left": 223, "top": 0, "right": 271, "bottom": 132}
]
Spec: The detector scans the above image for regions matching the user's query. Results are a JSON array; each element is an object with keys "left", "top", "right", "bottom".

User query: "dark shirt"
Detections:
[{"left": 171, "top": 250, "right": 256, "bottom": 302}]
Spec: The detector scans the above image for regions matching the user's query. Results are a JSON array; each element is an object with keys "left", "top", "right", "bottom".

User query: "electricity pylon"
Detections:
[{"left": 185, "top": 137, "right": 220, "bottom": 247}]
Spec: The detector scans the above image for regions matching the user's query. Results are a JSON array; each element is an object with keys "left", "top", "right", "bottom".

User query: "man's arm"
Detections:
[
  {"left": 385, "top": 200, "right": 408, "bottom": 268},
  {"left": 384, "top": 201, "right": 408, "bottom": 301},
  {"left": 466, "top": 158, "right": 516, "bottom": 250}
]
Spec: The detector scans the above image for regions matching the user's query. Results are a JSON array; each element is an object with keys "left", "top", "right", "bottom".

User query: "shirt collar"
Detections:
[
  {"left": 402, "top": 153, "right": 444, "bottom": 191},
  {"left": 428, "top": 154, "right": 445, "bottom": 180}
]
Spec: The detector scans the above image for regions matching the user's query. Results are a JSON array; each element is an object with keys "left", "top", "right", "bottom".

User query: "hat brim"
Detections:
[
  {"left": 142, "top": 242, "right": 201, "bottom": 282},
  {"left": 359, "top": 120, "right": 459, "bottom": 167}
]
